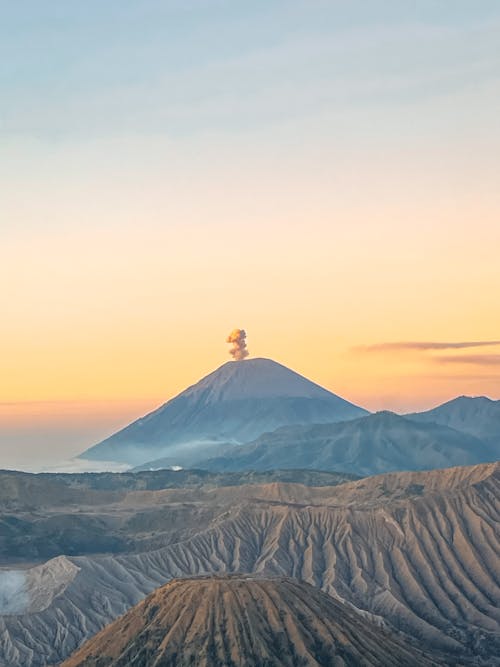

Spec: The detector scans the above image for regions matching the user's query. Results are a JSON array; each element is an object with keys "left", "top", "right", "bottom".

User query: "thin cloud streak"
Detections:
[
  {"left": 436, "top": 354, "right": 500, "bottom": 366},
  {"left": 356, "top": 341, "right": 500, "bottom": 352}
]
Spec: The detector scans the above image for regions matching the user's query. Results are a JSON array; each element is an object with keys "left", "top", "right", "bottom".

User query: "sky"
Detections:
[{"left": 1, "top": 1, "right": 500, "bottom": 468}]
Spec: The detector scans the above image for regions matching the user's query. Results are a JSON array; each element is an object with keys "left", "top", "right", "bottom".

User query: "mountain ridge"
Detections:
[
  {"left": 192, "top": 410, "right": 495, "bottom": 476},
  {"left": 407, "top": 395, "right": 500, "bottom": 448}
]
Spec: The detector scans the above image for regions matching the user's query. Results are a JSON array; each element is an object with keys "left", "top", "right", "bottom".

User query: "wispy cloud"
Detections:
[
  {"left": 356, "top": 341, "right": 500, "bottom": 352},
  {"left": 436, "top": 354, "right": 500, "bottom": 366},
  {"left": 0, "top": 571, "right": 28, "bottom": 614}
]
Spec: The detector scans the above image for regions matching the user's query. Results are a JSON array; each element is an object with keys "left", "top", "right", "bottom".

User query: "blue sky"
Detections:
[{"left": 2, "top": 1, "right": 500, "bottom": 140}]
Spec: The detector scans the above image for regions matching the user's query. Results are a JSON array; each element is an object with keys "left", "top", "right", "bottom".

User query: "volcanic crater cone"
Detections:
[
  {"left": 81, "top": 358, "right": 367, "bottom": 466},
  {"left": 62, "top": 575, "right": 439, "bottom": 667}
]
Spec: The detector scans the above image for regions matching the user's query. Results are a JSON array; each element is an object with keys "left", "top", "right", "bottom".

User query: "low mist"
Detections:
[{"left": 0, "top": 571, "right": 28, "bottom": 615}]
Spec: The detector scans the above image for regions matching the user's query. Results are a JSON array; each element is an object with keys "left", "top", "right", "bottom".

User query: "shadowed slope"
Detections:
[
  {"left": 408, "top": 396, "right": 500, "bottom": 452},
  {"left": 62, "top": 575, "right": 439, "bottom": 667},
  {"left": 196, "top": 411, "right": 494, "bottom": 475}
]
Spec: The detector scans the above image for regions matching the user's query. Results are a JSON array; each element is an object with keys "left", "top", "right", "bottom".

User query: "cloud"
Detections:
[
  {"left": 435, "top": 354, "right": 500, "bottom": 366},
  {"left": 356, "top": 341, "right": 500, "bottom": 352},
  {"left": 2, "top": 458, "right": 133, "bottom": 474}
]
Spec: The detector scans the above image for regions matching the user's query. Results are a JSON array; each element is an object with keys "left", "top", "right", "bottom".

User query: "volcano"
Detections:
[
  {"left": 62, "top": 575, "right": 438, "bottom": 667},
  {"left": 80, "top": 358, "right": 367, "bottom": 466}
]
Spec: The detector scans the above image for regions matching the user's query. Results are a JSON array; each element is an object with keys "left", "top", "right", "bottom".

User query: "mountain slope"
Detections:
[
  {"left": 196, "top": 411, "right": 494, "bottom": 476},
  {"left": 408, "top": 396, "right": 500, "bottom": 451},
  {"left": 62, "top": 576, "right": 439, "bottom": 667},
  {"left": 80, "top": 358, "right": 367, "bottom": 465},
  {"left": 0, "top": 462, "right": 498, "bottom": 666}
]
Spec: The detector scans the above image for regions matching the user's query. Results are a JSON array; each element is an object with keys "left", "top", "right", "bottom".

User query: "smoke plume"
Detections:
[
  {"left": 0, "top": 571, "right": 28, "bottom": 614},
  {"left": 227, "top": 328, "right": 249, "bottom": 360}
]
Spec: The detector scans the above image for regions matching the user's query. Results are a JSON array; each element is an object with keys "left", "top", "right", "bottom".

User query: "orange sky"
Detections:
[
  {"left": 1, "top": 3, "right": 500, "bottom": 463},
  {"left": 2, "top": 138, "right": 500, "bottom": 432},
  {"left": 2, "top": 140, "right": 500, "bottom": 419},
  {"left": 2, "top": 179, "right": 499, "bottom": 415}
]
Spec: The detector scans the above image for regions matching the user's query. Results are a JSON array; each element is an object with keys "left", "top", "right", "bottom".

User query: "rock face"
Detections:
[
  {"left": 0, "top": 462, "right": 499, "bottom": 666},
  {"left": 196, "top": 411, "right": 495, "bottom": 475},
  {"left": 62, "top": 575, "right": 439, "bottom": 667},
  {"left": 80, "top": 358, "right": 368, "bottom": 466}
]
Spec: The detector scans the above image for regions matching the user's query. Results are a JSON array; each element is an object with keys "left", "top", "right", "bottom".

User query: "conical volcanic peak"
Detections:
[
  {"left": 63, "top": 575, "right": 439, "bottom": 667},
  {"left": 81, "top": 358, "right": 367, "bottom": 466},
  {"left": 180, "top": 357, "right": 338, "bottom": 402}
]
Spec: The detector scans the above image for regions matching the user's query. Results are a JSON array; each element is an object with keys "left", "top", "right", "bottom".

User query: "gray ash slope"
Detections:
[
  {"left": 80, "top": 358, "right": 368, "bottom": 466},
  {"left": 1, "top": 462, "right": 499, "bottom": 666},
  {"left": 62, "top": 576, "right": 440, "bottom": 667},
  {"left": 192, "top": 410, "right": 496, "bottom": 476}
]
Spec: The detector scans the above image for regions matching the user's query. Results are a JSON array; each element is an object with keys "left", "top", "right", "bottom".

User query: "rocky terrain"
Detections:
[
  {"left": 0, "top": 462, "right": 498, "bottom": 665},
  {"left": 195, "top": 410, "right": 497, "bottom": 475},
  {"left": 0, "top": 468, "right": 355, "bottom": 562},
  {"left": 62, "top": 575, "right": 440, "bottom": 667}
]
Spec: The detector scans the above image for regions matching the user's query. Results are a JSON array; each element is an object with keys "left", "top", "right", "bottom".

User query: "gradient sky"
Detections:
[{"left": 1, "top": 1, "right": 500, "bottom": 467}]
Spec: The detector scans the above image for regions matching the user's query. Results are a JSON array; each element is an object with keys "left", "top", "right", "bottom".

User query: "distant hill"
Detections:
[
  {"left": 80, "top": 358, "right": 367, "bottom": 466},
  {"left": 0, "top": 468, "right": 356, "bottom": 563},
  {"left": 0, "top": 467, "right": 357, "bottom": 510},
  {"left": 62, "top": 575, "right": 439, "bottom": 667},
  {"left": 408, "top": 396, "right": 500, "bottom": 451},
  {"left": 194, "top": 411, "right": 494, "bottom": 476}
]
